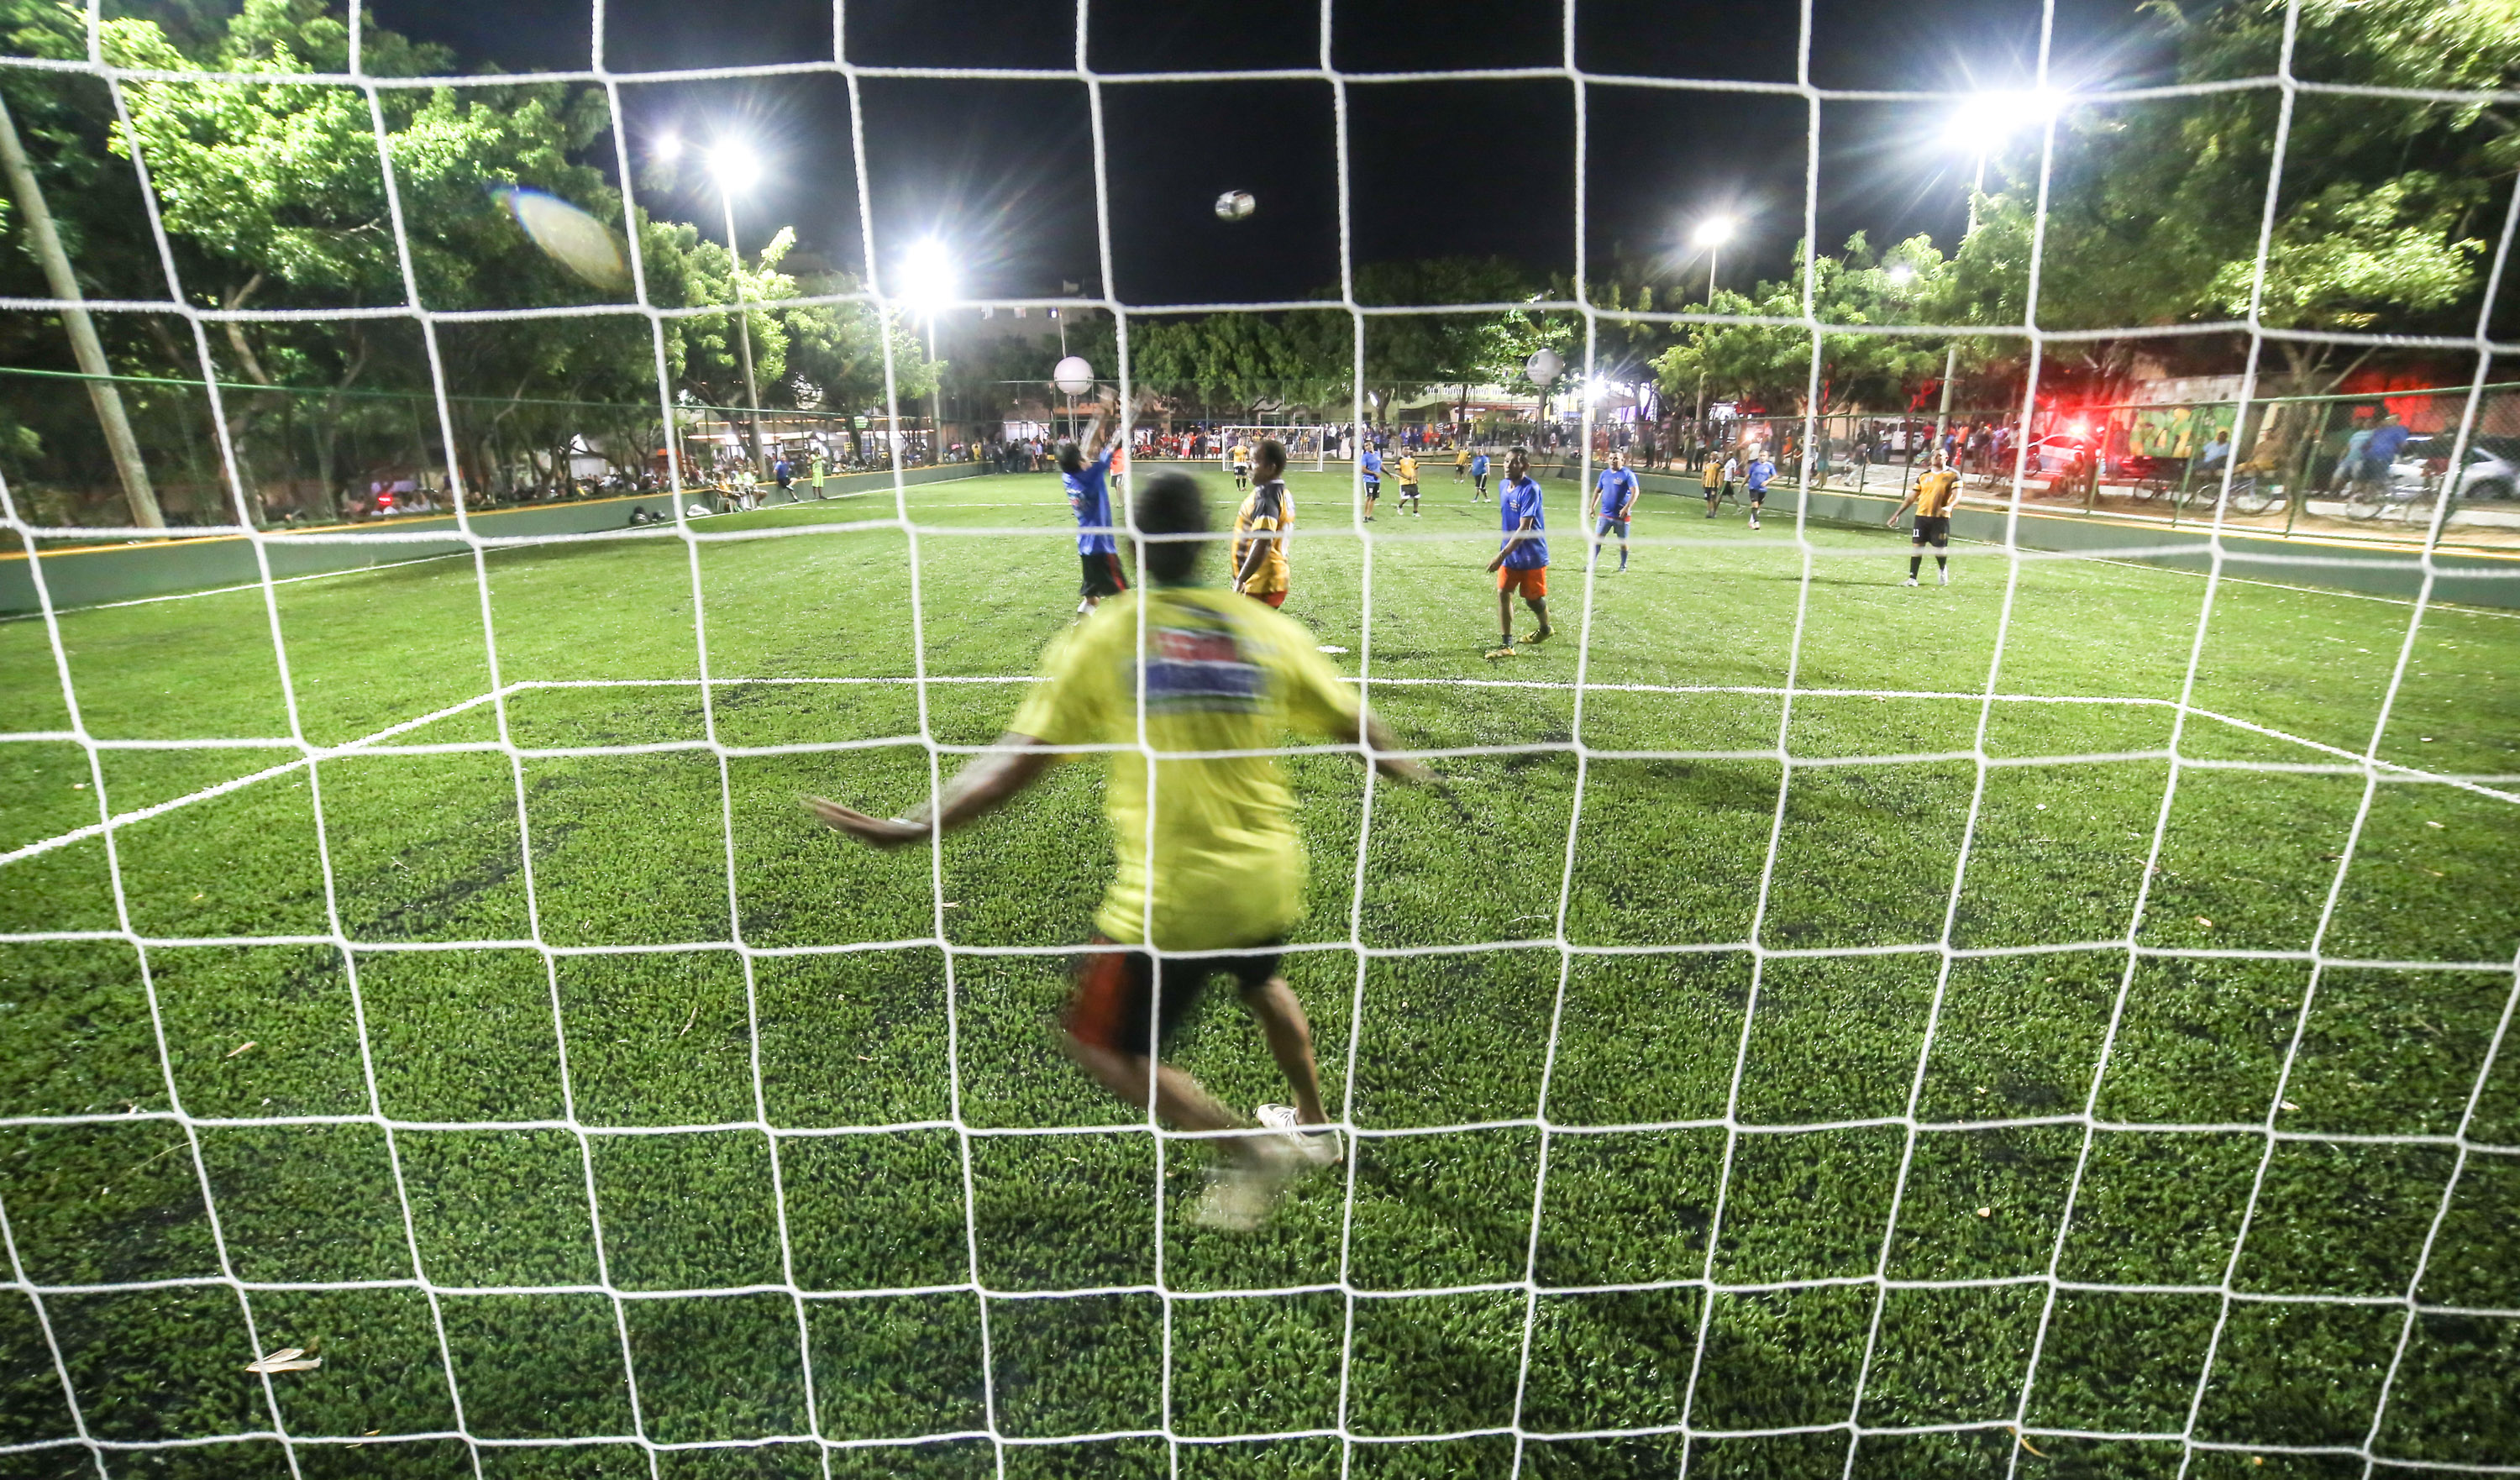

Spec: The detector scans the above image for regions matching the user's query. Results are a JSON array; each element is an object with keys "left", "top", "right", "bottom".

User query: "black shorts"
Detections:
[
  {"left": 1401, "top": 483, "right": 1420, "bottom": 497},
  {"left": 1364, "top": 476, "right": 1382, "bottom": 495},
  {"left": 1473, "top": 474, "right": 1489, "bottom": 491},
  {"left": 1080, "top": 549, "right": 1129, "bottom": 597},
  {"left": 1911, "top": 515, "right": 1951, "bottom": 546},
  {"left": 1063, "top": 937, "right": 1284, "bottom": 1054}
]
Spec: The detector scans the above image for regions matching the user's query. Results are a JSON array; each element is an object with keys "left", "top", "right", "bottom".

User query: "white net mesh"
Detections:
[{"left": 3, "top": 2, "right": 2518, "bottom": 1477}]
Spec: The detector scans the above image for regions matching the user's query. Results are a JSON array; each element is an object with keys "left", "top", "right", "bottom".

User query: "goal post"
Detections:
[{"left": 1214, "top": 425, "right": 1330, "bottom": 473}]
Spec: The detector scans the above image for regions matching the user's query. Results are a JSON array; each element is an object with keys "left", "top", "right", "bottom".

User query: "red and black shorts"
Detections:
[
  {"left": 1063, "top": 936, "right": 1283, "bottom": 1055},
  {"left": 1079, "top": 549, "right": 1129, "bottom": 598}
]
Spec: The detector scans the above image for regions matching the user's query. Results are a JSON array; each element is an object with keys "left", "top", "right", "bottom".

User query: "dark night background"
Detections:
[{"left": 369, "top": 0, "right": 2176, "bottom": 306}]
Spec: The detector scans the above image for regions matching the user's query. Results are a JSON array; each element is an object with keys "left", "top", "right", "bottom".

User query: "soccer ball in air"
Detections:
[{"left": 1214, "top": 191, "right": 1257, "bottom": 222}]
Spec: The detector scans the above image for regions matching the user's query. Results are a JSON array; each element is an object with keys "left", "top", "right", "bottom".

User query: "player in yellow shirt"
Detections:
[
  {"left": 1453, "top": 446, "right": 1470, "bottom": 482},
  {"left": 1888, "top": 449, "right": 1962, "bottom": 585},
  {"left": 806, "top": 470, "right": 1426, "bottom": 1230},
  {"left": 1232, "top": 438, "right": 1296, "bottom": 606},
  {"left": 1395, "top": 453, "right": 1422, "bottom": 517},
  {"left": 1231, "top": 438, "right": 1252, "bottom": 492}
]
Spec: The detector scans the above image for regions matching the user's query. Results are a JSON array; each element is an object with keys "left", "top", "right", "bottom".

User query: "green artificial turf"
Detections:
[{"left": 3, "top": 466, "right": 2518, "bottom": 1475}]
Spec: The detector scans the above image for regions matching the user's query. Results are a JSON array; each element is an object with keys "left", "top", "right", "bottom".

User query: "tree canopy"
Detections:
[{"left": 1, "top": 0, "right": 932, "bottom": 517}]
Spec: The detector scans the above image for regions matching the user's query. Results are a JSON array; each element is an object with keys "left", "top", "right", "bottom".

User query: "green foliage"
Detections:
[
  {"left": 0, "top": 0, "right": 931, "bottom": 518},
  {"left": 1950, "top": 0, "right": 2510, "bottom": 391},
  {"left": 1650, "top": 234, "right": 1961, "bottom": 414}
]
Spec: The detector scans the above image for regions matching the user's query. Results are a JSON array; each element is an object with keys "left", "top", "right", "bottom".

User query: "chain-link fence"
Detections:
[
  {"left": 0, "top": 366, "right": 948, "bottom": 531},
  {"left": 1621, "top": 384, "right": 2520, "bottom": 551}
]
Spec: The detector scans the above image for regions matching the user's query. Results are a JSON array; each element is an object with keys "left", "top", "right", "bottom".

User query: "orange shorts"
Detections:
[{"left": 1497, "top": 565, "right": 1548, "bottom": 598}]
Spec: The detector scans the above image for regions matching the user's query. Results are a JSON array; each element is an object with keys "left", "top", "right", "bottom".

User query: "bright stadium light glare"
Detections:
[
  {"left": 1692, "top": 215, "right": 1738, "bottom": 249},
  {"left": 654, "top": 131, "right": 682, "bottom": 164},
  {"left": 1887, "top": 262, "right": 1916, "bottom": 287},
  {"left": 899, "top": 237, "right": 956, "bottom": 309},
  {"left": 1944, "top": 87, "right": 2066, "bottom": 150},
  {"left": 709, "top": 139, "right": 761, "bottom": 194}
]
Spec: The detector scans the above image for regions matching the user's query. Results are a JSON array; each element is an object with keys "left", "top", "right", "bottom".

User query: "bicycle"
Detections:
[{"left": 2344, "top": 474, "right": 2436, "bottom": 522}]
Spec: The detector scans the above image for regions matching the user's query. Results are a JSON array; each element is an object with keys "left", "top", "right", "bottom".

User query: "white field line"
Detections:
[
  {"left": 0, "top": 690, "right": 498, "bottom": 868},
  {"left": 7, "top": 678, "right": 2515, "bottom": 874},
  {"left": 0, "top": 548, "right": 480, "bottom": 623}
]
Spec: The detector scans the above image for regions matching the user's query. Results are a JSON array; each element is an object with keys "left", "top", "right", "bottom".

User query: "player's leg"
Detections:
[
  {"left": 1494, "top": 578, "right": 1516, "bottom": 653},
  {"left": 1524, "top": 590, "right": 1551, "bottom": 643},
  {"left": 1062, "top": 947, "right": 1245, "bottom": 1134},
  {"left": 1907, "top": 526, "right": 1924, "bottom": 585},
  {"left": 1615, "top": 517, "right": 1629, "bottom": 570},
  {"left": 1931, "top": 523, "right": 1951, "bottom": 584},
  {"left": 1748, "top": 493, "right": 1762, "bottom": 530},
  {"left": 1240, "top": 975, "right": 1327, "bottom": 1126}
]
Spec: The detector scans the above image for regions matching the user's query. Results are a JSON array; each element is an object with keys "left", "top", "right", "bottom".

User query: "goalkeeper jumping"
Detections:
[{"left": 806, "top": 470, "right": 1427, "bottom": 1230}]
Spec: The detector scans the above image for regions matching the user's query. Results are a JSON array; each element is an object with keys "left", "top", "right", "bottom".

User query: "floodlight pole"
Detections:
[
  {"left": 1692, "top": 243, "right": 1720, "bottom": 457},
  {"left": 927, "top": 312, "right": 942, "bottom": 464},
  {"left": 720, "top": 190, "right": 765, "bottom": 480},
  {"left": 1933, "top": 152, "right": 1988, "bottom": 453},
  {"left": 0, "top": 91, "right": 163, "bottom": 528}
]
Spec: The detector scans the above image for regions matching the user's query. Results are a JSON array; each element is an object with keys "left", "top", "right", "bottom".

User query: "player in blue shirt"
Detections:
[
  {"left": 1744, "top": 452, "right": 1774, "bottom": 530},
  {"left": 1589, "top": 452, "right": 1639, "bottom": 571},
  {"left": 1360, "top": 443, "right": 1383, "bottom": 522},
  {"left": 1058, "top": 389, "right": 1129, "bottom": 617},
  {"left": 1470, "top": 450, "right": 1492, "bottom": 502},
  {"left": 1483, "top": 446, "right": 1551, "bottom": 659}
]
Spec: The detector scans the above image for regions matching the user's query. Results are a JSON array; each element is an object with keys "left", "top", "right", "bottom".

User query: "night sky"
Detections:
[{"left": 370, "top": 0, "right": 2174, "bottom": 306}]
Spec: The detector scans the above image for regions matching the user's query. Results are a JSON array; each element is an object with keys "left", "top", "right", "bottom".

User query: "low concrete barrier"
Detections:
[
  {"left": 2, "top": 464, "right": 990, "bottom": 615},
  {"left": 1634, "top": 471, "right": 2520, "bottom": 610}
]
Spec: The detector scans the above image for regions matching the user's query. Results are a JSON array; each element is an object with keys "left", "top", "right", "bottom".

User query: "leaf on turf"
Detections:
[{"left": 245, "top": 1346, "right": 322, "bottom": 1373}]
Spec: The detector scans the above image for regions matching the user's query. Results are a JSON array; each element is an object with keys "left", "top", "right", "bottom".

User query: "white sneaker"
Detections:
[
  {"left": 1937, "top": 568, "right": 1950, "bottom": 585},
  {"left": 1747, "top": 517, "right": 1761, "bottom": 529},
  {"left": 1257, "top": 1104, "right": 1343, "bottom": 1165},
  {"left": 1902, "top": 576, "right": 1919, "bottom": 586},
  {"left": 1191, "top": 1135, "right": 1303, "bottom": 1231}
]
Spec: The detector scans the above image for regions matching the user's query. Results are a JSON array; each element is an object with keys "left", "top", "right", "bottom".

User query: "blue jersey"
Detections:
[
  {"left": 1362, "top": 449, "right": 1383, "bottom": 480},
  {"left": 1065, "top": 451, "right": 1117, "bottom": 555},
  {"left": 1471, "top": 454, "right": 1490, "bottom": 476},
  {"left": 1499, "top": 475, "right": 1548, "bottom": 569},
  {"left": 1596, "top": 467, "right": 1636, "bottom": 514},
  {"left": 1746, "top": 459, "right": 1773, "bottom": 492}
]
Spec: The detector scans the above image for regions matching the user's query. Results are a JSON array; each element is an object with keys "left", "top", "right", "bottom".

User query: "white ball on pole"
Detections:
[
  {"left": 1525, "top": 349, "right": 1563, "bottom": 387},
  {"left": 1053, "top": 356, "right": 1095, "bottom": 396}
]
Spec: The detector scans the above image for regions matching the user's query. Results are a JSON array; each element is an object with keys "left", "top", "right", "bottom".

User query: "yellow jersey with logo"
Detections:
[
  {"left": 1397, "top": 456, "right": 1419, "bottom": 485},
  {"left": 1914, "top": 468, "right": 1962, "bottom": 518},
  {"left": 1009, "top": 585, "right": 1357, "bottom": 949},
  {"left": 1232, "top": 480, "right": 1294, "bottom": 596}
]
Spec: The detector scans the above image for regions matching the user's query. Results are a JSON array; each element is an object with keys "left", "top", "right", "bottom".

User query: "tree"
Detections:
[
  {"left": 1351, "top": 258, "right": 1531, "bottom": 423},
  {"left": 1651, "top": 234, "right": 1961, "bottom": 417},
  {"left": 1947, "top": 0, "right": 2512, "bottom": 398},
  {"left": 0, "top": 0, "right": 937, "bottom": 516}
]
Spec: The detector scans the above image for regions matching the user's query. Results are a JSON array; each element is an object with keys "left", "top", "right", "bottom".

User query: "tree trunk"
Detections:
[{"left": 0, "top": 89, "right": 163, "bottom": 527}]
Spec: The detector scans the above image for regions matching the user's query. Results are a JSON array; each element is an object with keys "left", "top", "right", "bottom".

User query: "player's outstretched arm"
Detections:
[
  {"left": 806, "top": 733, "right": 1058, "bottom": 848},
  {"left": 1328, "top": 711, "right": 1431, "bottom": 785}
]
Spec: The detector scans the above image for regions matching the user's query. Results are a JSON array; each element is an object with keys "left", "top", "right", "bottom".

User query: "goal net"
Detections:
[
  {"left": 1, "top": 3, "right": 2516, "bottom": 1478},
  {"left": 1215, "top": 426, "right": 1331, "bottom": 473}
]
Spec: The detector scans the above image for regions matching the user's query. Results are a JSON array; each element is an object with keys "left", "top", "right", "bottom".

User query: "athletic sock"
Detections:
[
  {"left": 1936, "top": 556, "right": 1949, "bottom": 573},
  {"left": 1910, "top": 554, "right": 1924, "bottom": 578}
]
